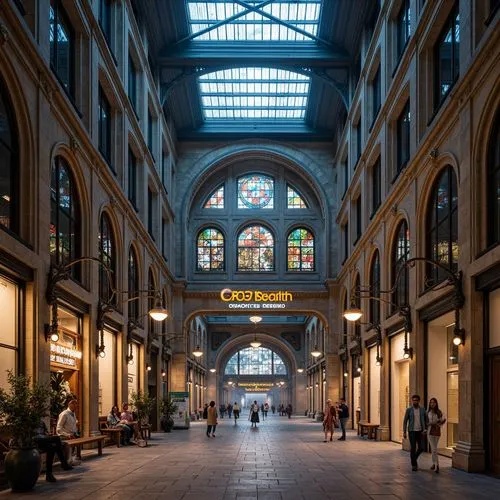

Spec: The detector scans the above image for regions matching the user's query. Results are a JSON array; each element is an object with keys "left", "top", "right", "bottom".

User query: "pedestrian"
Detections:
[
  {"left": 219, "top": 403, "right": 226, "bottom": 418},
  {"left": 271, "top": 405, "right": 276, "bottom": 415},
  {"left": 261, "top": 403, "right": 265, "bottom": 420},
  {"left": 203, "top": 403, "right": 208, "bottom": 420},
  {"left": 337, "top": 398, "right": 349, "bottom": 440},
  {"left": 250, "top": 400, "right": 260, "bottom": 428},
  {"left": 227, "top": 403, "right": 233, "bottom": 419},
  {"left": 264, "top": 402, "right": 269, "bottom": 418},
  {"left": 286, "top": 403, "right": 292, "bottom": 419},
  {"left": 323, "top": 399, "right": 337, "bottom": 442},
  {"left": 233, "top": 402, "right": 240, "bottom": 422},
  {"left": 403, "top": 394, "right": 429, "bottom": 471},
  {"left": 206, "top": 401, "right": 218, "bottom": 437},
  {"left": 427, "top": 397, "right": 446, "bottom": 473}
]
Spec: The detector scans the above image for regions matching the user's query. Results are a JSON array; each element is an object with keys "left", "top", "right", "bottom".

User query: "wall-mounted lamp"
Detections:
[
  {"left": 192, "top": 346, "right": 203, "bottom": 357},
  {"left": 96, "top": 330, "right": 106, "bottom": 358},
  {"left": 297, "top": 368, "right": 304, "bottom": 373},
  {"left": 44, "top": 323, "right": 60, "bottom": 343},
  {"left": 375, "top": 355, "right": 383, "bottom": 366},
  {"left": 209, "top": 368, "right": 216, "bottom": 373},
  {"left": 146, "top": 363, "right": 152, "bottom": 371},
  {"left": 126, "top": 342, "right": 134, "bottom": 365},
  {"left": 403, "top": 330, "right": 413, "bottom": 359},
  {"left": 343, "top": 371, "right": 348, "bottom": 377},
  {"left": 453, "top": 326, "right": 465, "bottom": 346},
  {"left": 161, "top": 369, "right": 166, "bottom": 377},
  {"left": 311, "top": 346, "right": 322, "bottom": 358},
  {"left": 148, "top": 294, "right": 169, "bottom": 321},
  {"left": 195, "top": 383, "right": 199, "bottom": 388}
]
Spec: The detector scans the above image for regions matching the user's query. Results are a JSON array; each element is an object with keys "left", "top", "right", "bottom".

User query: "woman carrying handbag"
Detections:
[{"left": 427, "top": 398, "right": 446, "bottom": 473}]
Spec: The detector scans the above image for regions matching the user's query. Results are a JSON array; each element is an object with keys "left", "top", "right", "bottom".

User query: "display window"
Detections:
[
  {"left": 98, "top": 328, "right": 117, "bottom": 416},
  {"left": 369, "top": 346, "right": 380, "bottom": 425},
  {"left": 0, "top": 276, "right": 20, "bottom": 389},
  {"left": 127, "top": 342, "right": 139, "bottom": 402},
  {"left": 390, "top": 331, "right": 409, "bottom": 443}
]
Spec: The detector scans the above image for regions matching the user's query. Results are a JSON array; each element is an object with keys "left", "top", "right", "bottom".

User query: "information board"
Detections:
[{"left": 169, "top": 392, "right": 190, "bottom": 429}]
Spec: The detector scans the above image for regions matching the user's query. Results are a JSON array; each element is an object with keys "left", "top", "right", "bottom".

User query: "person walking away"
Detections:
[
  {"left": 286, "top": 403, "right": 292, "bottom": 419},
  {"left": 227, "top": 403, "right": 233, "bottom": 419},
  {"left": 261, "top": 403, "right": 265, "bottom": 420},
  {"left": 35, "top": 419, "right": 73, "bottom": 482},
  {"left": 219, "top": 403, "right": 226, "bottom": 419},
  {"left": 107, "top": 405, "right": 132, "bottom": 445},
  {"left": 337, "top": 398, "right": 349, "bottom": 440},
  {"left": 203, "top": 403, "right": 208, "bottom": 420},
  {"left": 207, "top": 401, "right": 218, "bottom": 437},
  {"left": 233, "top": 402, "right": 240, "bottom": 422},
  {"left": 403, "top": 394, "right": 428, "bottom": 471},
  {"left": 323, "top": 399, "right": 337, "bottom": 442},
  {"left": 56, "top": 399, "right": 80, "bottom": 465},
  {"left": 271, "top": 405, "right": 276, "bottom": 415},
  {"left": 250, "top": 400, "right": 260, "bottom": 428},
  {"left": 264, "top": 402, "right": 269, "bottom": 418},
  {"left": 427, "top": 397, "right": 446, "bottom": 473}
]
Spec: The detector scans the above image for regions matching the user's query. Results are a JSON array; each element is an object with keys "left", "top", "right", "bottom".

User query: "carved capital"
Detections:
[{"left": 0, "top": 24, "right": 8, "bottom": 46}]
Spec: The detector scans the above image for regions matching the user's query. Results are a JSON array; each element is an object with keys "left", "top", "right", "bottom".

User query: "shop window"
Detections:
[
  {"left": 49, "top": 0, "right": 75, "bottom": 97},
  {"left": 237, "top": 174, "right": 274, "bottom": 209},
  {"left": 127, "top": 343, "right": 139, "bottom": 401},
  {"left": 426, "top": 166, "right": 458, "bottom": 286},
  {"left": 391, "top": 219, "right": 410, "bottom": 311},
  {"left": 197, "top": 228, "right": 224, "bottom": 271},
  {"left": 237, "top": 225, "right": 274, "bottom": 271},
  {"left": 0, "top": 75, "right": 19, "bottom": 233},
  {"left": 434, "top": 5, "right": 460, "bottom": 111},
  {"left": 204, "top": 186, "right": 224, "bottom": 209},
  {"left": 0, "top": 278, "right": 20, "bottom": 389},
  {"left": 396, "top": 100, "right": 410, "bottom": 175},
  {"left": 369, "top": 251, "right": 381, "bottom": 325},
  {"left": 128, "top": 247, "right": 139, "bottom": 321},
  {"left": 50, "top": 156, "right": 81, "bottom": 279},
  {"left": 98, "top": 86, "right": 112, "bottom": 167},
  {"left": 487, "top": 108, "right": 500, "bottom": 246},
  {"left": 99, "top": 213, "right": 116, "bottom": 304},
  {"left": 98, "top": 329, "right": 116, "bottom": 416},
  {"left": 287, "top": 228, "right": 314, "bottom": 272},
  {"left": 287, "top": 185, "right": 307, "bottom": 209},
  {"left": 372, "top": 157, "right": 381, "bottom": 215}
]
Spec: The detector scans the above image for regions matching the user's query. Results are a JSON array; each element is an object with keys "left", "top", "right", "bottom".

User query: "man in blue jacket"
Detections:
[{"left": 403, "top": 394, "right": 428, "bottom": 471}]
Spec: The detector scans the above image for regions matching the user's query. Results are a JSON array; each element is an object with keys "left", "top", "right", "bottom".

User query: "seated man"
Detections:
[
  {"left": 34, "top": 419, "right": 73, "bottom": 482},
  {"left": 120, "top": 402, "right": 140, "bottom": 441},
  {"left": 56, "top": 399, "right": 80, "bottom": 465}
]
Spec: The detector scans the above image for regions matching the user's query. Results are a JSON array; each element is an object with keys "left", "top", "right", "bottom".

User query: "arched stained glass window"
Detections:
[
  {"left": 204, "top": 185, "right": 224, "bottom": 209},
  {"left": 128, "top": 247, "right": 139, "bottom": 321},
  {"left": 369, "top": 251, "right": 380, "bottom": 325},
  {"left": 197, "top": 228, "right": 224, "bottom": 271},
  {"left": 237, "top": 175, "right": 274, "bottom": 209},
  {"left": 487, "top": 108, "right": 500, "bottom": 246},
  {"left": 99, "top": 213, "right": 116, "bottom": 303},
  {"left": 287, "top": 186, "right": 307, "bottom": 208},
  {"left": 224, "top": 347, "right": 287, "bottom": 375},
  {"left": 237, "top": 225, "right": 274, "bottom": 271},
  {"left": 426, "top": 166, "right": 458, "bottom": 285},
  {"left": 50, "top": 156, "right": 81, "bottom": 279},
  {"left": 287, "top": 228, "right": 314, "bottom": 271},
  {"left": 0, "top": 75, "right": 19, "bottom": 232},
  {"left": 392, "top": 220, "right": 410, "bottom": 311}
]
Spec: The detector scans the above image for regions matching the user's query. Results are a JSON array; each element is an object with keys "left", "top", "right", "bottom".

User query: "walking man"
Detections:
[
  {"left": 403, "top": 394, "right": 428, "bottom": 471},
  {"left": 337, "top": 398, "right": 349, "bottom": 440}
]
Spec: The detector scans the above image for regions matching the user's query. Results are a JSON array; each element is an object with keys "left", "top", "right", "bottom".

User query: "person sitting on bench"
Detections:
[
  {"left": 35, "top": 419, "right": 73, "bottom": 482},
  {"left": 107, "top": 405, "right": 132, "bottom": 445},
  {"left": 120, "top": 402, "right": 140, "bottom": 441},
  {"left": 56, "top": 399, "right": 80, "bottom": 465}
]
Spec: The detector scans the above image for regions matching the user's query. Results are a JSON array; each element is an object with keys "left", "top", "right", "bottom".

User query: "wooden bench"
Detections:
[
  {"left": 67, "top": 436, "right": 106, "bottom": 459},
  {"left": 358, "top": 421, "right": 379, "bottom": 440},
  {"left": 99, "top": 416, "right": 123, "bottom": 447}
]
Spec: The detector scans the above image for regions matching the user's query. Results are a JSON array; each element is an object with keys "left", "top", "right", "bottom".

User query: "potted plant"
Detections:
[
  {"left": 0, "top": 371, "right": 51, "bottom": 492},
  {"left": 130, "top": 391, "right": 155, "bottom": 425},
  {"left": 50, "top": 372, "right": 76, "bottom": 426},
  {"left": 159, "top": 398, "right": 178, "bottom": 432}
]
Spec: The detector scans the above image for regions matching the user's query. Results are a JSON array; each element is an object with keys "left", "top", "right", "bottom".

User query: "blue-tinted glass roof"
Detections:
[
  {"left": 187, "top": 0, "right": 322, "bottom": 42},
  {"left": 199, "top": 67, "right": 311, "bottom": 120}
]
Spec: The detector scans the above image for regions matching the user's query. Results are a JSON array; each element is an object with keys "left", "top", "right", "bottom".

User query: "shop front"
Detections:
[
  {"left": 426, "top": 311, "right": 459, "bottom": 455},
  {"left": 368, "top": 346, "right": 380, "bottom": 425},
  {"left": 351, "top": 354, "right": 361, "bottom": 426},
  {"left": 127, "top": 342, "right": 140, "bottom": 402},
  {"left": 98, "top": 327, "right": 118, "bottom": 416},
  {"left": 390, "top": 331, "right": 409, "bottom": 443}
]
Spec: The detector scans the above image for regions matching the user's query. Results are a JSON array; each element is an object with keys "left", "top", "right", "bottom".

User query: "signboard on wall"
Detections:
[
  {"left": 169, "top": 392, "right": 190, "bottom": 429},
  {"left": 220, "top": 289, "right": 293, "bottom": 310}
]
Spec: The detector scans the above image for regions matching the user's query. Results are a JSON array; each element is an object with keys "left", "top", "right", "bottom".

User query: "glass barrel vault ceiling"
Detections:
[
  {"left": 199, "top": 68, "right": 310, "bottom": 120},
  {"left": 187, "top": 0, "right": 322, "bottom": 42}
]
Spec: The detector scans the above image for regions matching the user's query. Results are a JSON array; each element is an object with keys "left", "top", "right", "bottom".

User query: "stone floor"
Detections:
[{"left": 2, "top": 414, "right": 499, "bottom": 499}]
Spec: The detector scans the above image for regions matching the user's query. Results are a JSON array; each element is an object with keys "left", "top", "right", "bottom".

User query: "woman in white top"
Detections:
[{"left": 427, "top": 398, "right": 446, "bottom": 473}]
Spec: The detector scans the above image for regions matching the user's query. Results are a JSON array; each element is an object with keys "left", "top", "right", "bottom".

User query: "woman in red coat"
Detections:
[{"left": 323, "top": 399, "right": 337, "bottom": 442}]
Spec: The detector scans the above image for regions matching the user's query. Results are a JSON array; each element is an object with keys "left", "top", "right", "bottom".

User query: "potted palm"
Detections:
[
  {"left": 159, "top": 398, "right": 178, "bottom": 432},
  {"left": 0, "top": 371, "right": 51, "bottom": 492}
]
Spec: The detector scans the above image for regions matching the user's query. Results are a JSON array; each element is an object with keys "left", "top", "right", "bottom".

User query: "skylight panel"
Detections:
[
  {"left": 187, "top": 1, "right": 322, "bottom": 42},
  {"left": 198, "top": 67, "right": 311, "bottom": 121}
]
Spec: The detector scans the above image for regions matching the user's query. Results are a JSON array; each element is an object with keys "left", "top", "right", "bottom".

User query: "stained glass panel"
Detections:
[
  {"left": 204, "top": 186, "right": 224, "bottom": 208},
  {"left": 197, "top": 228, "right": 225, "bottom": 271},
  {"left": 287, "top": 228, "right": 314, "bottom": 271},
  {"left": 287, "top": 185, "right": 307, "bottom": 208},
  {"left": 238, "top": 175, "right": 274, "bottom": 209},
  {"left": 237, "top": 225, "right": 274, "bottom": 271}
]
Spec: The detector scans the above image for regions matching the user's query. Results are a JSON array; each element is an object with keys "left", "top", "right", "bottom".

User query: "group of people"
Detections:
[
  {"left": 277, "top": 403, "right": 293, "bottom": 418},
  {"left": 322, "top": 398, "right": 349, "bottom": 442}
]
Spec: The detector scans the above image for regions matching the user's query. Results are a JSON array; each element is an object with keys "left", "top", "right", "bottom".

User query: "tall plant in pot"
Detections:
[
  {"left": 159, "top": 398, "right": 178, "bottom": 432},
  {"left": 130, "top": 391, "right": 155, "bottom": 425},
  {"left": 0, "top": 371, "right": 51, "bottom": 492}
]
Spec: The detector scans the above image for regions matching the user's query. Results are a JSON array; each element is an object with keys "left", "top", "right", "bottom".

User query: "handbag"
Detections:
[{"left": 429, "top": 424, "right": 441, "bottom": 437}]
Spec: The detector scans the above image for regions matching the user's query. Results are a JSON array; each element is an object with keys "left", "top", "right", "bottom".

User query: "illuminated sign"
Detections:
[
  {"left": 50, "top": 343, "right": 82, "bottom": 368},
  {"left": 220, "top": 289, "right": 293, "bottom": 309}
]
